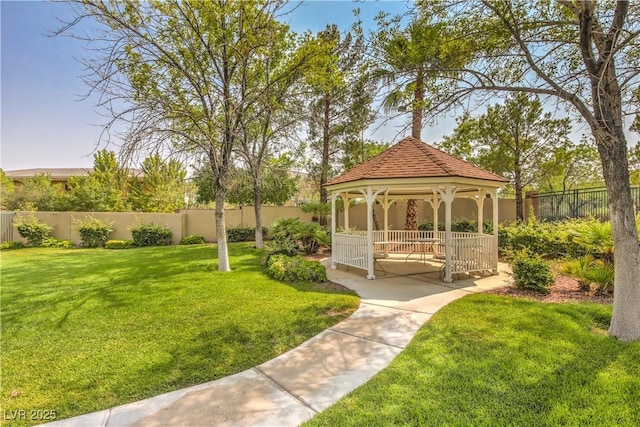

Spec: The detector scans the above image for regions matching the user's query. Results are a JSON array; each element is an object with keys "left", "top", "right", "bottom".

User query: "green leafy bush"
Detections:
[
  {"left": 418, "top": 219, "right": 493, "bottom": 233},
  {"left": 418, "top": 221, "right": 444, "bottom": 231},
  {"left": 264, "top": 234, "right": 301, "bottom": 265},
  {"left": 559, "top": 255, "right": 596, "bottom": 291},
  {"left": 270, "top": 218, "right": 329, "bottom": 255},
  {"left": 510, "top": 250, "right": 554, "bottom": 294},
  {"left": 105, "top": 239, "right": 135, "bottom": 249},
  {"left": 41, "top": 238, "right": 74, "bottom": 248},
  {"left": 266, "top": 254, "right": 327, "bottom": 283},
  {"left": 0, "top": 241, "right": 25, "bottom": 250},
  {"left": 499, "top": 220, "right": 584, "bottom": 259},
  {"left": 300, "top": 201, "right": 330, "bottom": 222},
  {"left": 584, "top": 263, "right": 615, "bottom": 294},
  {"left": 180, "top": 235, "right": 205, "bottom": 245},
  {"left": 559, "top": 255, "right": 614, "bottom": 294},
  {"left": 293, "top": 221, "right": 330, "bottom": 255},
  {"left": 14, "top": 213, "right": 52, "bottom": 246},
  {"left": 227, "top": 226, "right": 268, "bottom": 242},
  {"left": 271, "top": 217, "right": 301, "bottom": 239},
  {"left": 130, "top": 223, "right": 172, "bottom": 246},
  {"left": 74, "top": 215, "right": 114, "bottom": 248},
  {"left": 569, "top": 219, "right": 614, "bottom": 263}
]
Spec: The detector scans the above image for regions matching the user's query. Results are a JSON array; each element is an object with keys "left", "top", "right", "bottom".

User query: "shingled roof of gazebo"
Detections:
[{"left": 326, "top": 136, "right": 508, "bottom": 186}]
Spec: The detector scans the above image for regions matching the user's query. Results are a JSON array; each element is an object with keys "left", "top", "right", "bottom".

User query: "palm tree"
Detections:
[{"left": 373, "top": 17, "right": 467, "bottom": 229}]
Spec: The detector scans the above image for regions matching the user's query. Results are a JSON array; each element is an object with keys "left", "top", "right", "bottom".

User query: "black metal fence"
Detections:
[{"left": 529, "top": 186, "right": 640, "bottom": 222}]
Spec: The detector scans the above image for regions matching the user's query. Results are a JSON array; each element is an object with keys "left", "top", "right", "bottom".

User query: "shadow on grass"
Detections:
[{"left": 307, "top": 295, "right": 640, "bottom": 426}]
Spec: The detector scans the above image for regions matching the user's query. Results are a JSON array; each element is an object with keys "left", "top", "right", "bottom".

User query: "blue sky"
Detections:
[{"left": 3, "top": 0, "right": 462, "bottom": 172}]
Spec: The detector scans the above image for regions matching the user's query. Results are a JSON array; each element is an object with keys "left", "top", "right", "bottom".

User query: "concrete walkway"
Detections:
[{"left": 44, "top": 259, "right": 510, "bottom": 427}]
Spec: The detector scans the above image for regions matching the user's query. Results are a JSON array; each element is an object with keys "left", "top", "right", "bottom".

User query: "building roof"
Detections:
[
  {"left": 326, "top": 136, "right": 508, "bottom": 186},
  {"left": 4, "top": 168, "right": 143, "bottom": 180}
]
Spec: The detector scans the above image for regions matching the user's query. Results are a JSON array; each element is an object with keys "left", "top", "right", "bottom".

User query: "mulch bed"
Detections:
[{"left": 487, "top": 274, "right": 613, "bottom": 304}]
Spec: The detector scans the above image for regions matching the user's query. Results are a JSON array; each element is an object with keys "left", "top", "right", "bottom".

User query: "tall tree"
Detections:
[
  {"left": 4, "top": 174, "right": 64, "bottom": 212},
  {"left": 65, "top": 150, "right": 130, "bottom": 212},
  {"left": 303, "top": 23, "right": 374, "bottom": 225},
  {"left": 418, "top": 1, "right": 640, "bottom": 341},
  {"left": 129, "top": 154, "right": 187, "bottom": 213},
  {"left": 235, "top": 20, "right": 308, "bottom": 248},
  {"left": 538, "top": 139, "right": 603, "bottom": 193},
  {"left": 373, "top": 15, "right": 468, "bottom": 229},
  {"left": 63, "top": 0, "right": 293, "bottom": 271},
  {"left": 438, "top": 94, "right": 573, "bottom": 220},
  {"left": 0, "top": 169, "right": 15, "bottom": 210},
  {"left": 193, "top": 155, "right": 298, "bottom": 208}
]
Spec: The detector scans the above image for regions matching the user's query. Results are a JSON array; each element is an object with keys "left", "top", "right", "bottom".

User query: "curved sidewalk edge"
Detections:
[{"left": 41, "top": 262, "right": 510, "bottom": 427}]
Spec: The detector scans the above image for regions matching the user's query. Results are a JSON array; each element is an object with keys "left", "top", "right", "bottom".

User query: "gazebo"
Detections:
[{"left": 325, "top": 136, "right": 508, "bottom": 282}]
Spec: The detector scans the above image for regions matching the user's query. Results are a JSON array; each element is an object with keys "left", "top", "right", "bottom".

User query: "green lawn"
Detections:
[
  {"left": 0, "top": 243, "right": 359, "bottom": 425},
  {"left": 306, "top": 294, "right": 640, "bottom": 427}
]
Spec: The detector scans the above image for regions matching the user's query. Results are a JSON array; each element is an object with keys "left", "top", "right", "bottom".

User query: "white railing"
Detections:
[
  {"left": 449, "top": 233, "right": 496, "bottom": 274},
  {"left": 372, "top": 230, "right": 438, "bottom": 254},
  {"left": 333, "top": 232, "right": 369, "bottom": 271},
  {"left": 335, "top": 229, "right": 497, "bottom": 277}
]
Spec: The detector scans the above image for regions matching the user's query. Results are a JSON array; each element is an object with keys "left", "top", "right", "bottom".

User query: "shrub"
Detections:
[
  {"left": 418, "top": 219, "right": 493, "bottom": 233},
  {"left": 74, "top": 215, "right": 114, "bottom": 248},
  {"left": 584, "top": 263, "right": 615, "bottom": 294},
  {"left": 264, "top": 234, "right": 301, "bottom": 265},
  {"left": 293, "top": 221, "right": 330, "bottom": 255},
  {"left": 271, "top": 217, "right": 301, "bottom": 240},
  {"left": 569, "top": 219, "right": 614, "bottom": 263},
  {"left": 418, "top": 221, "right": 444, "bottom": 231},
  {"left": 105, "top": 239, "right": 135, "bottom": 249},
  {"left": 560, "top": 255, "right": 614, "bottom": 294},
  {"left": 130, "top": 223, "right": 173, "bottom": 246},
  {"left": 559, "top": 255, "right": 596, "bottom": 291},
  {"left": 227, "top": 226, "right": 268, "bottom": 243},
  {"left": 300, "top": 201, "right": 330, "bottom": 223},
  {"left": 266, "top": 254, "right": 327, "bottom": 283},
  {"left": 41, "top": 238, "right": 74, "bottom": 248},
  {"left": 510, "top": 250, "right": 554, "bottom": 294},
  {"left": 14, "top": 213, "right": 52, "bottom": 246},
  {"left": 0, "top": 241, "right": 25, "bottom": 250},
  {"left": 180, "top": 235, "right": 205, "bottom": 245}
]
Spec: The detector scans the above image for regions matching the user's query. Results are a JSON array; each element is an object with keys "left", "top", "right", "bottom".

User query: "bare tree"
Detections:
[{"left": 60, "top": 0, "right": 293, "bottom": 270}]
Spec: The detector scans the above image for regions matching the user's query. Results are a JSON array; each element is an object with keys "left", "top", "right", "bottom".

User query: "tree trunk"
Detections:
[
  {"left": 405, "top": 70, "right": 425, "bottom": 230},
  {"left": 215, "top": 191, "right": 231, "bottom": 272},
  {"left": 514, "top": 164, "right": 524, "bottom": 221},
  {"left": 253, "top": 177, "right": 264, "bottom": 249},
  {"left": 405, "top": 199, "right": 418, "bottom": 230},
  {"left": 577, "top": 2, "right": 640, "bottom": 339},
  {"left": 596, "top": 128, "right": 640, "bottom": 341},
  {"left": 319, "top": 96, "right": 330, "bottom": 226}
]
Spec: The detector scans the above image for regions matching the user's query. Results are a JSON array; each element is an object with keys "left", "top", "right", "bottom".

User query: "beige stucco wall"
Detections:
[
  {"left": 11, "top": 206, "right": 315, "bottom": 245},
  {"left": 10, "top": 200, "right": 515, "bottom": 245}
]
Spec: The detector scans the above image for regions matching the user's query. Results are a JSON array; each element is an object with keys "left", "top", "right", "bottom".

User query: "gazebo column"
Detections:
[
  {"left": 490, "top": 189, "right": 499, "bottom": 274},
  {"left": 361, "top": 187, "right": 383, "bottom": 280},
  {"left": 342, "top": 192, "right": 350, "bottom": 230},
  {"left": 441, "top": 185, "right": 456, "bottom": 283},
  {"left": 475, "top": 189, "right": 487, "bottom": 233},
  {"left": 330, "top": 192, "right": 339, "bottom": 270},
  {"left": 382, "top": 191, "right": 391, "bottom": 245},
  {"left": 432, "top": 190, "right": 441, "bottom": 237}
]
